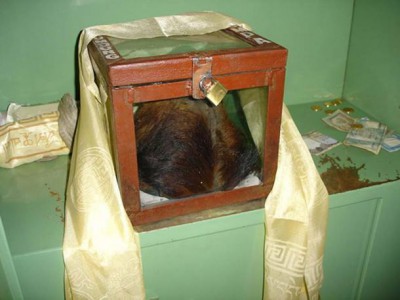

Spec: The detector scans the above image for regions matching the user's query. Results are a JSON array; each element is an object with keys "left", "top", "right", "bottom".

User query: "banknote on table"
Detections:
[
  {"left": 302, "top": 131, "right": 340, "bottom": 155},
  {"left": 322, "top": 109, "right": 356, "bottom": 132},
  {"left": 382, "top": 130, "right": 400, "bottom": 152},
  {"left": 344, "top": 119, "right": 387, "bottom": 154}
]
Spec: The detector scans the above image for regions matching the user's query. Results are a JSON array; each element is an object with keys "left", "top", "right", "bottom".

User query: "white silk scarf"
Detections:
[{"left": 63, "top": 12, "right": 328, "bottom": 299}]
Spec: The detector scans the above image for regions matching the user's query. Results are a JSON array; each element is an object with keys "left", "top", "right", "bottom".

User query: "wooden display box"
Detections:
[{"left": 88, "top": 26, "right": 287, "bottom": 225}]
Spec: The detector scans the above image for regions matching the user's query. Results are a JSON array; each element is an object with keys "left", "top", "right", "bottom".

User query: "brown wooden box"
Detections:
[{"left": 88, "top": 26, "right": 287, "bottom": 226}]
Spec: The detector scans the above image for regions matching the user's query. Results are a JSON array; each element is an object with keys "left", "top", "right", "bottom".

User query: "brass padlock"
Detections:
[{"left": 199, "top": 75, "right": 227, "bottom": 106}]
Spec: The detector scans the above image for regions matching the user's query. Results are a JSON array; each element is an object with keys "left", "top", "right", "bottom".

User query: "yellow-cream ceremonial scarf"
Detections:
[
  {"left": 63, "top": 12, "right": 328, "bottom": 299},
  {"left": 263, "top": 105, "right": 329, "bottom": 299}
]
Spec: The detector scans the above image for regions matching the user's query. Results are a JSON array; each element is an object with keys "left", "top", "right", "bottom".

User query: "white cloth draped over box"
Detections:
[{"left": 63, "top": 12, "right": 329, "bottom": 300}]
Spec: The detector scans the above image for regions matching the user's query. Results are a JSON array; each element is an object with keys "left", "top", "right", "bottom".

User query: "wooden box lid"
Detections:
[{"left": 88, "top": 26, "right": 287, "bottom": 88}]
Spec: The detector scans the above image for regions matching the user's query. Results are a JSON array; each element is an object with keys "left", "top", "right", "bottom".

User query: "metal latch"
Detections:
[{"left": 192, "top": 56, "right": 227, "bottom": 106}]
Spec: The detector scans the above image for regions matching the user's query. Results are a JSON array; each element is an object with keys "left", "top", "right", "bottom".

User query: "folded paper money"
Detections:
[{"left": 344, "top": 119, "right": 387, "bottom": 154}]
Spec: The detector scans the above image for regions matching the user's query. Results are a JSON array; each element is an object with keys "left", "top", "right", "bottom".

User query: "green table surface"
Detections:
[
  {"left": 287, "top": 100, "right": 400, "bottom": 194},
  {"left": 0, "top": 155, "right": 69, "bottom": 256}
]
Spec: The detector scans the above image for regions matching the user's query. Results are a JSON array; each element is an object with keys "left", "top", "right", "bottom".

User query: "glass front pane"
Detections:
[
  {"left": 134, "top": 87, "right": 268, "bottom": 207},
  {"left": 108, "top": 31, "right": 251, "bottom": 59}
]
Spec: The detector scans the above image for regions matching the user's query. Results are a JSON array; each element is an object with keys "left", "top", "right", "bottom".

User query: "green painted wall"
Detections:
[
  {"left": 0, "top": 0, "right": 354, "bottom": 111},
  {"left": 343, "top": 0, "right": 400, "bottom": 131}
]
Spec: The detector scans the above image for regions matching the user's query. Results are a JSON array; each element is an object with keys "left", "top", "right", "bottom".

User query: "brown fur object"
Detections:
[{"left": 135, "top": 97, "right": 260, "bottom": 199}]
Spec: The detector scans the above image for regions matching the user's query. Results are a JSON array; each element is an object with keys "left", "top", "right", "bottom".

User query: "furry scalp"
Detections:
[{"left": 135, "top": 98, "right": 260, "bottom": 199}]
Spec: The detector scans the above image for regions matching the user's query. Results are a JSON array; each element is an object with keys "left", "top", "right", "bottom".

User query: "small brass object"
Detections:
[
  {"left": 200, "top": 76, "right": 227, "bottom": 106},
  {"left": 332, "top": 98, "right": 343, "bottom": 106},
  {"left": 325, "top": 109, "right": 335, "bottom": 115},
  {"left": 324, "top": 101, "right": 333, "bottom": 107},
  {"left": 351, "top": 123, "right": 363, "bottom": 129},
  {"left": 342, "top": 107, "right": 354, "bottom": 114},
  {"left": 311, "top": 105, "right": 322, "bottom": 111}
]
